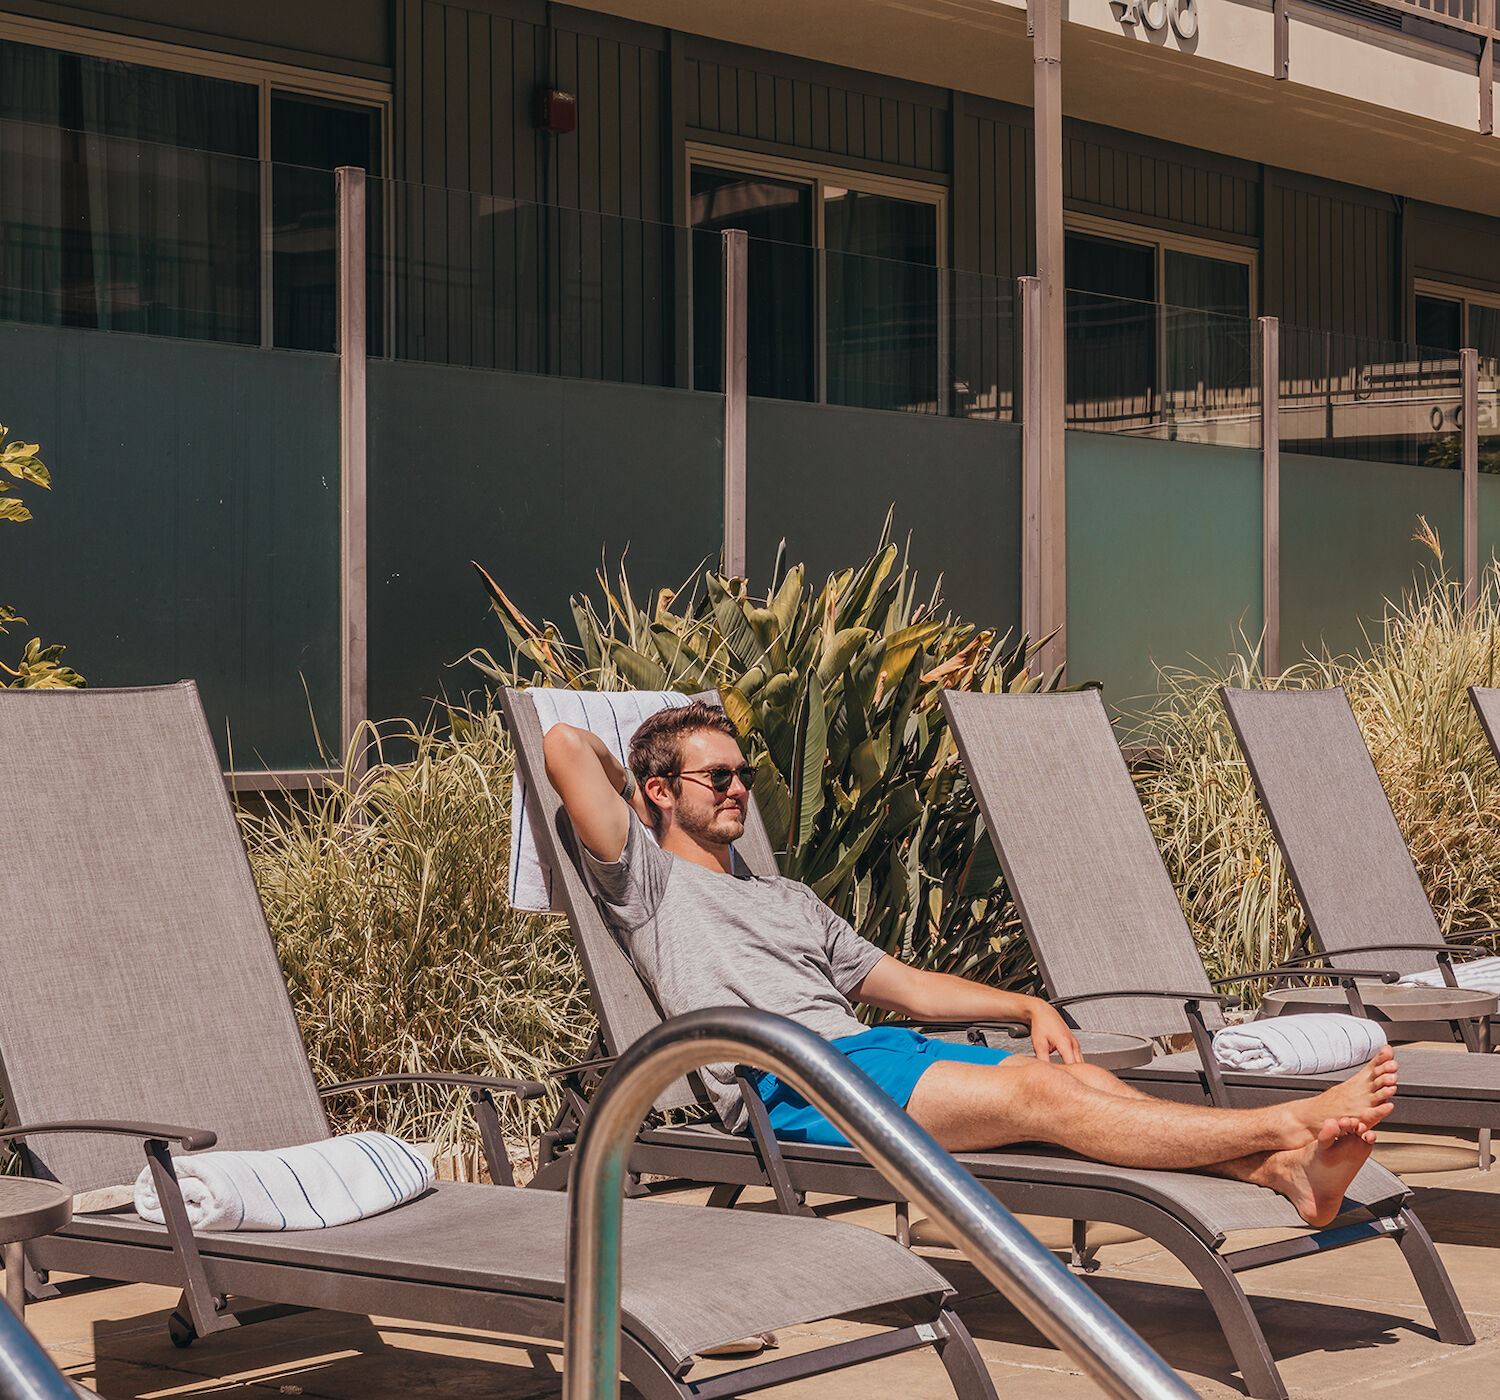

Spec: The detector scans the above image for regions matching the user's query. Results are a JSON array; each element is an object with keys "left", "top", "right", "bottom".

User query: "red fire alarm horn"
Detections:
[{"left": 535, "top": 89, "right": 577, "bottom": 134}]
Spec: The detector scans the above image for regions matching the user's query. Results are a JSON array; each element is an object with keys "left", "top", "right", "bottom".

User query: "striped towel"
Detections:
[
  {"left": 1212, "top": 1013, "right": 1387, "bottom": 1075},
  {"left": 1399, "top": 954, "right": 1500, "bottom": 994},
  {"left": 133, "top": 1132, "right": 434, "bottom": 1232},
  {"left": 509, "top": 688, "right": 690, "bottom": 912}
]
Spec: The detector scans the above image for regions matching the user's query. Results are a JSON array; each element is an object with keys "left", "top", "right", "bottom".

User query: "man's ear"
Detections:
[{"left": 643, "top": 775, "right": 675, "bottom": 811}]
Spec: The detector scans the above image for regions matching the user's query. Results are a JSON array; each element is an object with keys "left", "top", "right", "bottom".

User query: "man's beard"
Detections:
[{"left": 675, "top": 801, "right": 746, "bottom": 845}]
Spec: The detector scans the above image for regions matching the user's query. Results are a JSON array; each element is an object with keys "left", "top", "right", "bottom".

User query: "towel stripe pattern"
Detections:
[
  {"left": 1212, "top": 1013, "right": 1387, "bottom": 1075},
  {"left": 134, "top": 1132, "right": 435, "bottom": 1232}
]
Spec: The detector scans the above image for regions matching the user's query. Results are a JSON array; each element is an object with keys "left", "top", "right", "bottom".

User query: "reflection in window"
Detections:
[
  {"left": 691, "top": 166, "right": 814, "bottom": 400},
  {"left": 0, "top": 38, "right": 380, "bottom": 350},
  {"left": 1065, "top": 232, "right": 1155, "bottom": 429},
  {"left": 0, "top": 38, "right": 259, "bottom": 341}
]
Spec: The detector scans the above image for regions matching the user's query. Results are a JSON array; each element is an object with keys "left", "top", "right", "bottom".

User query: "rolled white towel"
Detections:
[
  {"left": 509, "top": 689, "right": 691, "bottom": 912},
  {"left": 1398, "top": 954, "right": 1500, "bottom": 995},
  {"left": 134, "top": 1132, "right": 434, "bottom": 1232},
  {"left": 1213, "top": 1014, "right": 1387, "bottom": 1075}
]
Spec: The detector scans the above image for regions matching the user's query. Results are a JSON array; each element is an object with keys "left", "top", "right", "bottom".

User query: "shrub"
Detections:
[
  {"left": 472, "top": 521, "right": 1071, "bottom": 993},
  {"left": 239, "top": 710, "right": 594, "bottom": 1155},
  {"left": 0, "top": 423, "right": 83, "bottom": 689},
  {"left": 1139, "top": 528, "right": 1500, "bottom": 991}
]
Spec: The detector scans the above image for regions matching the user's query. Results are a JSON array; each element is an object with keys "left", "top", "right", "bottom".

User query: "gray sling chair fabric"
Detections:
[
  {"left": 0, "top": 682, "right": 995, "bottom": 1400},
  {"left": 1224, "top": 685, "right": 1500, "bottom": 1046},
  {"left": 501, "top": 684, "right": 1463, "bottom": 1400},
  {"left": 939, "top": 690, "right": 1478, "bottom": 1372},
  {"left": 942, "top": 687, "right": 1500, "bottom": 1129}
]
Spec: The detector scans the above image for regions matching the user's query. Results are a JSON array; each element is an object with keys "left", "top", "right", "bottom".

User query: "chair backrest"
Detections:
[
  {"left": 0, "top": 683, "right": 331, "bottom": 1192},
  {"left": 1220, "top": 686, "right": 1442, "bottom": 976},
  {"left": 942, "top": 689, "right": 1221, "bottom": 1039},
  {"left": 500, "top": 687, "right": 782, "bottom": 1115},
  {"left": 1468, "top": 687, "right": 1500, "bottom": 781}
]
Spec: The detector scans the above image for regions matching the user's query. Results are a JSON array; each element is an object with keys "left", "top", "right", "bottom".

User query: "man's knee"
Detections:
[{"left": 1062, "top": 1062, "right": 1118, "bottom": 1092}]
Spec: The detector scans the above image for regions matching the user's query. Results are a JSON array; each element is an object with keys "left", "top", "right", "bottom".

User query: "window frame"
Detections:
[
  {"left": 1413, "top": 277, "right": 1500, "bottom": 355},
  {"left": 683, "top": 142, "right": 948, "bottom": 406},
  {"left": 1063, "top": 211, "right": 1258, "bottom": 436},
  {"left": 0, "top": 11, "right": 390, "bottom": 349}
]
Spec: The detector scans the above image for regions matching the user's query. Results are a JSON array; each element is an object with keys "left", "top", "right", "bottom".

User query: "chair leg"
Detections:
[
  {"left": 933, "top": 1308, "right": 997, "bottom": 1400},
  {"left": 1132, "top": 1212, "right": 1288, "bottom": 1400},
  {"left": 526, "top": 1153, "right": 574, "bottom": 1192},
  {"left": 1480, "top": 1129, "right": 1493, "bottom": 1172},
  {"left": 22, "top": 1252, "right": 56, "bottom": 1305},
  {"left": 3, "top": 1244, "right": 22, "bottom": 1318},
  {"left": 706, "top": 1184, "right": 744, "bottom": 1209},
  {"left": 1393, "top": 1207, "right": 1475, "bottom": 1345},
  {"left": 895, "top": 1200, "right": 911, "bottom": 1247}
]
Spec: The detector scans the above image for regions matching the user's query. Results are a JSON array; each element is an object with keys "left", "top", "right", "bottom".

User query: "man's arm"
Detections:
[
  {"left": 854, "top": 956, "right": 1083, "bottom": 1063},
  {"left": 541, "top": 723, "right": 652, "bottom": 863}
]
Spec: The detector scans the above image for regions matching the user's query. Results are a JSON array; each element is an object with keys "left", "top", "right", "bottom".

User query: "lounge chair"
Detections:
[
  {"left": 940, "top": 685, "right": 1500, "bottom": 1159},
  {"left": 1221, "top": 685, "right": 1498, "bottom": 1050},
  {"left": 0, "top": 681, "right": 999, "bottom": 1400},
  {"left": 501, "top": 683, "right": 1459, "bottom": 1400}
]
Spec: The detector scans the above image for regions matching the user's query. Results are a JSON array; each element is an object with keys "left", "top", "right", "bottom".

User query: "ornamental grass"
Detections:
[
  {"left": 239, "top": 709, "right": 593, "bottom": 1159},
  {"left": 1139, "top": 525, "right": 1500, "bottom": 993}
]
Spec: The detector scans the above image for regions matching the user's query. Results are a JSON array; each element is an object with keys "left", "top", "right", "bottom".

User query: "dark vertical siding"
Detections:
[
  {"left": 953, "top": 100, "right": 1032, "bottom": 280},
  {"left": 391, "top": 0, "right": 672, "bottom": 379},
  {"left": 1263, "top": 174, "right": 1398, "bottom": 340},
  {"left": 681, "top": 47, "right": 948, "bottom": 174}
]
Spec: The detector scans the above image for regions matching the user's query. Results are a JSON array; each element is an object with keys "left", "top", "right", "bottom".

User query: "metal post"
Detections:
[
  {"left": 722, "top": 228, "right": 748, "bottom": 580},
  {"left": 562, "top": 1009, "right": 1200, "bottom": 1400},
  {"left": 1021, "top": 276, "right": 1045, "bottom": 650},
  {"left": 1481, "top": 0, "right": 1494, "bottom": 135},
  {"left": 1273, "top": 0, "right": 1290, "bottom": 79},
  {"left": 337, "top": 166, "right": 369, "bottom": 774},
  {"left": 1260, "top": 316, "right": 1281, "bottom": 679},
  {"left": 1464, "top": 346, "right": 1480, "bottom": 611},
  {"left": 1031, "top": 0, "right": 1067, "bottom": 677}
]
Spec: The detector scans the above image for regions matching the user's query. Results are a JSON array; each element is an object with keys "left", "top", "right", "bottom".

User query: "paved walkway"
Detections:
[{"left": 14, "top": 1131, "right": 1500, "bottom": 1399}]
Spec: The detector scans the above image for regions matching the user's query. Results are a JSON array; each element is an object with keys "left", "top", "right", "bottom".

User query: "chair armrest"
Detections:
[
  {"left": 545, "top": 1055, "right": 619, "bottom": 1081},
  {"left": 1211, "top": 968, "right": 1400, "bottom": 988},
  {"left": 320, "top": 1072, "right": 548, "bottom": 1102},
  {"left": 0, "top": 1120, "right": 217, "bottom": 1151},
  {"left": 898, "top": 1019, "right": 1032, "bottom": 1038},
  {"left": 1271, "top": 942, "right": 1478, "bottom": 967},
  {"left": 1051, "top": 989, "right": 1242, "bottom": 1010}
]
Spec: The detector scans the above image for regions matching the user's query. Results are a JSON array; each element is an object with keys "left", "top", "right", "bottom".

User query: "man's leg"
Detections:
[{"left": 905, "top": 1048, "right": 1398, "bottom": 1227}]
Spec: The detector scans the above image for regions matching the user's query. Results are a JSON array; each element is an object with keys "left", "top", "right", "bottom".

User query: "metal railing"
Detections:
[
  {"left": 563, "top": 1006, "right": 1201, "bottom": 1400},
  {"left": 0, "top": 1290, "right": 77, "bottom": 1400}
]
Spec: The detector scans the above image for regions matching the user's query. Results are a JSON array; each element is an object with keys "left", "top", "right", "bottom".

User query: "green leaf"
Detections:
[
  {"left": 769, "top": 563, "right": 805, "bottom": 635},
  {"left": 810, "top": 816, "right": 882, "bottom": 900},
  {"left": 0, "top": 499, "right": 33, "bottom": 524},
  {"left": 606, "top": 640, "right": 668, "bottom": 691},
  {"left": 752, "top": 758, "right": 792, "bottom": 853},
  {"left": 649, "top": 624, "right": 706, "bottom": 688},
  {"left": 720, "top": 684, "right": 754, "bottom": 735},
  {"left": 816, "top": 626, "right": 873, "bottom": 689},
  {"left": 792, "top": 669, "right": 827, "bottom": 850},
  {"left": 708, "top": 581, "right": 764, "bottom": 670}
]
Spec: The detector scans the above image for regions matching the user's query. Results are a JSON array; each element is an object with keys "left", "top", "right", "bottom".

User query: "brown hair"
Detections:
[{"left": 628, "top": 701, "right": 741, "bottom": 831}]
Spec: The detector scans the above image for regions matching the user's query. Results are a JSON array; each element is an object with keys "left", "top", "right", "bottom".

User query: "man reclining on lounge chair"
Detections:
[{"left": 543, "top": 701, "right": 1400, "bottom": 1229}]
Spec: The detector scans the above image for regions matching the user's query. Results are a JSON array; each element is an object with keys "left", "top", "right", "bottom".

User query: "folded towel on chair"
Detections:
[
  {"left": 508, "top": 688, "right": 690, "bottom": 912},
  {"left": 1212, "top": 1014, "right": 1387, "bottom": 1075},
  {"left": 134, "top": 1132, "right": 434, "bottom": 1232},
  {"left": 1399, "top": 955, "right": 1500, "bottom": 994}
]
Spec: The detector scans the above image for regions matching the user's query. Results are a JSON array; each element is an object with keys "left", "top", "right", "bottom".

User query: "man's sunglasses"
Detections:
[{"left": 666, "top": 763, "right": 759, "bottom": 793}]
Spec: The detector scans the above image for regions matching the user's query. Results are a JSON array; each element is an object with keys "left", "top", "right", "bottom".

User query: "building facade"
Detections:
[{"left": 2, "top": 0, "right": 1497, "bottom": 769}]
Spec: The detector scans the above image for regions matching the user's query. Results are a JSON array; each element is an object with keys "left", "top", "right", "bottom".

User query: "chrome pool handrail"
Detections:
[{"left": 563, "top": 1006, "right": 1201, "bottom": 1400}]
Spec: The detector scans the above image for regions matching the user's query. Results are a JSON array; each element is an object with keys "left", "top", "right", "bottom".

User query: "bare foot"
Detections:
[
  {"left": 1282, "top": 1046, "right": 1398, "bottom": 1143},
  {"left": 1263, "top": 1116, "right": 1376, "bottom": 1227}
]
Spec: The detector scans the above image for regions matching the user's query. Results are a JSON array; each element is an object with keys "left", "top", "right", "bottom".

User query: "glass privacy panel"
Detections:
[
  {"left": 824, "top": 190, "right": 938, "bottom": 411},
  {"left": 1066, "top": 432, "right": 1262, "bottom": 733},
  {"left": 1279, "top": 325, "right": 1463, "bottom": 663},
  {"left": 0, "top": 322, "right": 340, "bottom": 770},
  {"left": 1065, "top": 235, "right": 1156, "bottom": 431},
  {"left": 1472, "top": 305, "right": 1500, "bottom": 363},
  {"left": 691, "top": 167, "right": 814, "bottom": 398},
  {"left": 1064, "top": 290, "right": 1259, "bottom": 446}
]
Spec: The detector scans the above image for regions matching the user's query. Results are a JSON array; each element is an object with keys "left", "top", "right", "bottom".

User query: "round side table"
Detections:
[
  {"left": 1, "top": 1178, "right": 71, "bottom": 1316},
  {"left": 926, "top": 1025, "right": 1156, "bottom": 1071}
]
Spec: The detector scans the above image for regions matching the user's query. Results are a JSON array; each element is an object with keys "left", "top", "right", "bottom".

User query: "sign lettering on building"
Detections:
[{"left": 1110, "top": 0, "right": 1198, "bottom": 39}]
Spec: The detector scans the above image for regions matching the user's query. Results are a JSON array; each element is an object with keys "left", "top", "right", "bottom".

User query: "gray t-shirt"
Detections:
[{"left": 581, "top": 811, "right": 887, "bottom": 1130}]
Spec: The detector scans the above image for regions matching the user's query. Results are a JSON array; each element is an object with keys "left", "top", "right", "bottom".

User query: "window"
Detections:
[
  {"left": 1414, "top": 282, "right": 1500, "bottom": 360},
  {"left": 1064, "top": 216, "right": 1256, "bottom": 437},
  {"left": 687, "top": 147, "right": 944, "bottom": 411},
  {"left": 0, "top": 23, "right": 385, "bottom": 350}
]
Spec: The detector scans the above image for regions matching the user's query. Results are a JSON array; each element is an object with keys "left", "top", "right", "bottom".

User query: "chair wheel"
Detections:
[{"left": 168, "top": 1311, "right": 197, "bottom": 1348}]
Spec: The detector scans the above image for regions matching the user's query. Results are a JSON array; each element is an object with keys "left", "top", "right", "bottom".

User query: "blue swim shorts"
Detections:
[{"left": 751, "top": 1025, "right": 1013, "bottom": 1147}]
